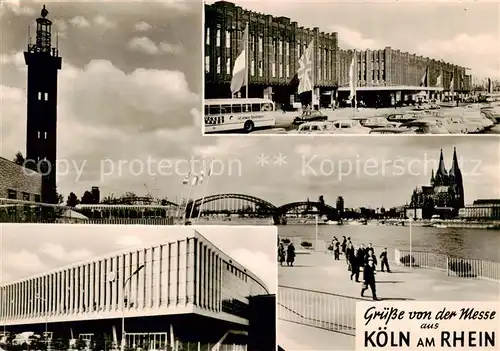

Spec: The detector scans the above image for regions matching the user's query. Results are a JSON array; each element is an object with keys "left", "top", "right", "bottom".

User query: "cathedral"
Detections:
[{"left": 407, "top": 148, "right": 465, "bottom": 219}]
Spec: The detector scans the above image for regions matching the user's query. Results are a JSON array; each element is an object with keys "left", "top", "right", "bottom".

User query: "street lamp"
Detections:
[
  {"left": 34, "top": 294, "right": 48, "bottom": 349},
  {"left": 121, "top": 264, "right": 145, "bottom": 351}
]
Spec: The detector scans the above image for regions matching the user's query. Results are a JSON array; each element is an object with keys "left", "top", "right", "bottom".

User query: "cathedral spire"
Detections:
[
  {"left": 436, "top": 149, "right": 448, "bottom": 177},
  {"left": 449, "top": 147, "right": 461, "bottom": 178}
]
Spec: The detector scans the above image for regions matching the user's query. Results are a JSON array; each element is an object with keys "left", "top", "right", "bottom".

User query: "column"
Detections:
[
  {"left": 161, "top": 247, "right": 168, "bottom": 307},
  {"left": 314, "top": 87, "right": 320, "bottom": 109},
  {"left": 51, "top": 273, "right": 55, "bottom": 315},
  {"left": 156, "top": 248, "right": 162, "bottom": 308},
  {"left": 79, "top": 265, "right": 84, "bottom": 313},
  {"left": 110, "top": 258, "right": 116, "bottom": 311},
  {"left": 90, "top": 263, "right": 95, "bottom": 312},
  {"left": 99, "top": 260, "right": 105, "bottom": 311},
  {"left": 144, "top": 250, "right": 150, "bottom": 308},
  {"left": 142, "top": 249, "right": 148, "bottom": 309}
]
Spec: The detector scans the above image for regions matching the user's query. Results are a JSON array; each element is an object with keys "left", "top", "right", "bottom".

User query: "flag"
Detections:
[
  {"left": 420, "top": 67, "right": 428, "bottom": 87},
  {"left": 182, "top": 173, "right": 190, "bottom": 185},
  {"left": 348, "top": 51, "right": 356, "bottom": 101},
  {"left": 198, "top": 171, "right": 204, "bottom": 184},
  {"left": 297, "top": 40, "right": 314, "bottom": 94},
  {"left": 190, "top": 175, "right": 199, "bottom": 186},
  {"left": 436, "top": 72, "right": 442, "bottom": 87},
  {"left": 230, "top": 23, "right": 248, "bottom": 95}
]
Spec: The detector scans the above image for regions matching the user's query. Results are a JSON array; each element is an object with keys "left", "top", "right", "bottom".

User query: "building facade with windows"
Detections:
[
  {"left": 0, "top": 156, "right": 42, "bottom": 202},
  {"left": 1, "top": 230, "right": 272, "bottom": 348},
  {"left": 338, "top": 48, "right": 471, "bottom": 106},
  {"left": 204, "top": 1, "right": 340, "bottom": 108},
  {"left": 459, "top": 199, "right": 500, "bottom": 220},
  {"left": 205, "top": 1, "right": 473, "bottom": 108}
]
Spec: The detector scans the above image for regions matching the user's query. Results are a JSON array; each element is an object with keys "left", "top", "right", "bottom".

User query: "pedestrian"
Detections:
[
  {"left": 278, "top": 243, "right": 286, "bottom": 266},
  {"left": 350, "top": 246, "right": 361, "bottom": 282},
  {"left": 286, "top": 242, "right": 296, "bottom": 267},
  {"left": 380, "top": 247, "right": 391, "bottom": 272},
  {"left": 361, "top": 257, "right": 379, "bottom": 301},
  {"left": 341, "top": 236, "right": 347, "bottom": 255},
  {"left": 334, "top": 240, "right": 340, "bottom": 260},
  {"left": 366, "top": 249, "right": 378, "bottom": 270},
  {"left": 346, "top": 243, "right": 354, "bottom": 271}
]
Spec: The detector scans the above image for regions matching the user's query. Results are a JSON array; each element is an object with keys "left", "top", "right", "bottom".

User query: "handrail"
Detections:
[{"left": 278, "top": 285, "right": 366, "bottom": 301}]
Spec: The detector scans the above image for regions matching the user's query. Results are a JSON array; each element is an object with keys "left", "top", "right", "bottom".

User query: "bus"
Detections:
[{"left": 203, "top": 98, "right": 278, "bottom": 133}]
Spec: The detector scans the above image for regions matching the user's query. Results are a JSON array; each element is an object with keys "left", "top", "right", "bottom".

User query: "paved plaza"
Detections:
[{"left": 278, "top": 251, "right": 500, "bottom": 350}]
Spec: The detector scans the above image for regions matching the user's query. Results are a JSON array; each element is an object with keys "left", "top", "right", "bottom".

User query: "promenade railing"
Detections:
[
  {"left": 395, "top": 249, "right": 500, "bottom": 282},
  {"left": 278, "top": 285, "right": 361, "bottom": 336},
  {"left": 0, "top": 200, "right": 174, "bottom": 225}
]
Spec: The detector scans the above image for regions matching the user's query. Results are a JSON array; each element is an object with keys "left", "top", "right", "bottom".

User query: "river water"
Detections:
[
  {"left": 197, "top": 218, "right": 500, "bottom": 262},
  {"left": 278, "top": 224, "right": 500, "bottom": 262}
]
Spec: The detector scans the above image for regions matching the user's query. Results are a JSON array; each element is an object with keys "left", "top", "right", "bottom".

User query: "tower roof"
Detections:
[
  {"left": 436, "top": 149, "right": 448, "bottom": 177},
  {"left": 449, "top": 147, "right": 462, "bottom": 178}
]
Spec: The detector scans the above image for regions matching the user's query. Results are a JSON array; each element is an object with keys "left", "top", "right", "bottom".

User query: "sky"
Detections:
[
  {"left": 1, "top": 1, "right": 499, "bottom": 210},
  {"left": 207, "top": 0, "right": 500, "bottom": 81},
  {"left": 0, "top": 224, "right": 278, "bottom": 292}
]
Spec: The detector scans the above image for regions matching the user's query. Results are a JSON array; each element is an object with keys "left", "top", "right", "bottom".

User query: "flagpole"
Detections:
[
  {"left": 312, "top": 39, "right": 315, "bottom": 110},
  {"left": 189, "top": 171, "right": 203, "bottom": 220},
  {"left": 352, "top": 50, "right": 356, "bottom": 117},
  {"left": 245, "top": 22, "right": 249, "bottom": 99},
  {"left": 176, "top": 186, "right": 186, "bottom": 222},
  {"left": 183, "top": 178, "right": 195, "bottom": 224},
  {"left": 196, "top": 161, "right": 214, "bottom": 225}
]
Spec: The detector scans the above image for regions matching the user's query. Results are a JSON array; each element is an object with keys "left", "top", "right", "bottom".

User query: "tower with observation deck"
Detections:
[{"left": 24, "top": 5, "right": 62, "bottom": 204}]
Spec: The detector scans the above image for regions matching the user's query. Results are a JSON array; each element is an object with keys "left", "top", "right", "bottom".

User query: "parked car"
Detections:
[
  {"left": 288, "top": 121, "right": 336, "bottom": 134},
  {"left": 429, "top": 100, "right": 440, "bottom": 109},
  {"left": 293, "top": 110, "right": 328, "bottom": 125},
  {"left": 402, "top": 120, "right": 450, "bottom": 134},
  {"left": 369, "top": 127, "right": 416, "bottom": 135},
  {"left": 363, "top": 117, "right": 400, "bottom": 129},
  {"left": 330, "top": 120, "right": 371, "bottom": 134}
]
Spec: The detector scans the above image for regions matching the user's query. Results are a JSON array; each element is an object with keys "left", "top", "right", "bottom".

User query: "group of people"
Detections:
[
  {"left": 278, "top": 239, "right": 296, "bottom": 267},
  {"left": 331, "top": 236, "right": 392, "bottom": 301}
]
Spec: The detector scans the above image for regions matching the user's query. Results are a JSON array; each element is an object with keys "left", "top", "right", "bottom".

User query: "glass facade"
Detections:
[{"left": 0, "top": 230, "right": 269, "bottom": 326}]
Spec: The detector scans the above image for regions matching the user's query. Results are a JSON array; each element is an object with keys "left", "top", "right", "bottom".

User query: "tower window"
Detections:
[
  {"left": 37, "top": 131, "right": 41, "bottom": 139},
  {"left": 44, "top": 132, "right": 47, "bottom": 139},
  {"left": 44, "top": 93, "right": 48, "bottom": 101},
  {"left": 38, "top": 92, "right": 42, "bottom": 100}
]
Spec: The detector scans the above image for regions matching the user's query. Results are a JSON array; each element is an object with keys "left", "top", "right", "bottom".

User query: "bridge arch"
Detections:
[
  {"left": 187, "top": 193, "right": 277, "bottom": 218},
  {"left": 274, "top": 201, "right": 339, "bottom": 224}
]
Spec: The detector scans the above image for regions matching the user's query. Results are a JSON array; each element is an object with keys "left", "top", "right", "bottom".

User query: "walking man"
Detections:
[
  {"left": 361, "top": 258, "right": 379, "bottom": 301},
  {"left": 380, "top": 247, "right": 391, "bottom": 272},
  {"left": 286, "top": 242, "right": 296, "bottom": 267}
]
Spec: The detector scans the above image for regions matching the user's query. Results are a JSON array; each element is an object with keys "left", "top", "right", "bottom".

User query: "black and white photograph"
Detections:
[
  {"left": 2, "top": 1, "right": 500, "bottom": 351},
  {"left": 0, "top": 225, "right": 277, "bottom": 351},
  {"left": 203, "top": 0, "right": 500, "bottom": 134}
]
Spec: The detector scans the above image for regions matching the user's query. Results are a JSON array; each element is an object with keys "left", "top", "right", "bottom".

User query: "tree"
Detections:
[
  {"left": 66, "top": 192, "right": 80, "bottom": 207},
  {"left": 13, "top": 151, "right": 25, "bottom": 166},
  {"left": 75, "top": 338, "right": 87, "bottom": 350},
  {"left": 81, "top": 191, "right": 94, "bottom": 204},
  {"left": 52, "top": 337, "right": 69, "bottom": 350},
  {"left": 102, "top": 193, "right": 116, "bottom": 204},
  {"left": 56, "top": 191, "right": 64, "bottom": 205}
]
